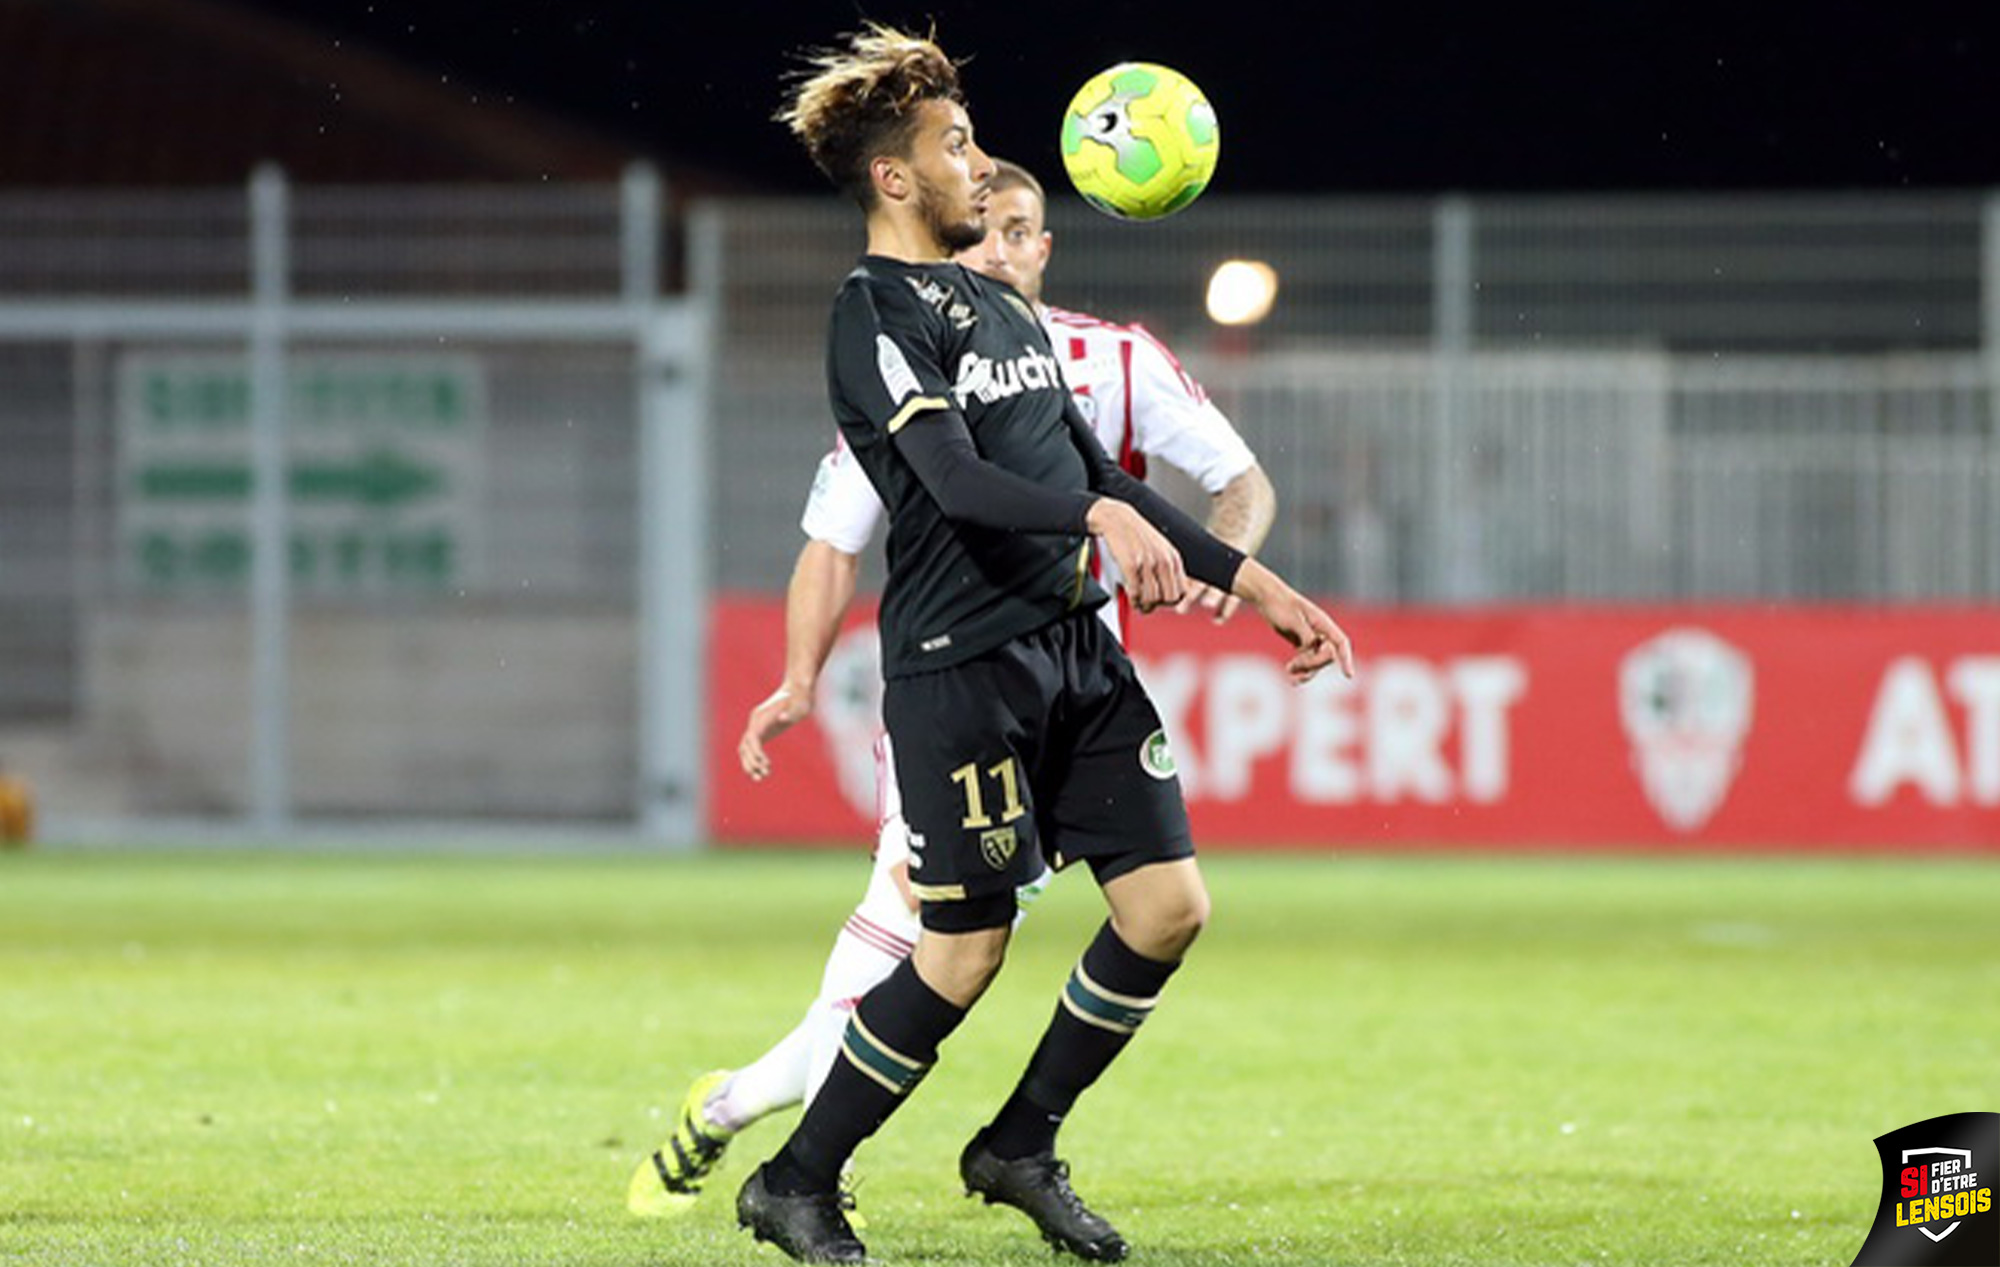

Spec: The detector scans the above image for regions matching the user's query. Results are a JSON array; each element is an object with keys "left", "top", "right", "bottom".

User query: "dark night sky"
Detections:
[{"left": 268, "top": 1, "right": 2000, "bottom": 194}]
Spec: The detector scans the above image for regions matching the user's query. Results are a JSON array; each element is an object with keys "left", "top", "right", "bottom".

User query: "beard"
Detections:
[{"left": 916, "top": 174, "right": 986, "bottom": 253}]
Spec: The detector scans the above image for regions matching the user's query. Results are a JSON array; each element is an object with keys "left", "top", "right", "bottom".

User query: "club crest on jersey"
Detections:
[
  {"left": 978, "top": 825, "right": 1018, "bottom": 870},
  {"left": 953, "top": 348, "right": 1064, "bottom": 407},
  {"left": 905, "top": 275, "right": 977, "bottom": 329},
  {"left": 1139, "top": 729, "right": 1178, "bottom": 780}
]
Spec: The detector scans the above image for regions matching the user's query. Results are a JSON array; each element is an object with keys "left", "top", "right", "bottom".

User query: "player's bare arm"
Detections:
[
  {"left": 1084, "top": 496, "right": 1188, "bottom": 614},
  {"left": 1067, "top": 411, "right": 1345, "bottom": 678},
  {"left": 1176, "top": 462, "right": 1276, "bottom": 622},
  {"left": 739, "top": 538, "right": 862, "bottom": 780},
  {"left": 1230, "top": 558, "right": 1355, "bottom": 683}
]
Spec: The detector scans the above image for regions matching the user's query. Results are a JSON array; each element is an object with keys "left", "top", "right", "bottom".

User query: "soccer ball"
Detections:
[{"left": 1060, "top": 62, "right": 1219, "bottom": 220}]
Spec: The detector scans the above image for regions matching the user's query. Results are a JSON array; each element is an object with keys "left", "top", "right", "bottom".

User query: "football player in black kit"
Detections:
[{"left": 734, "top": 24, "right": 1354, "bottom": 1265}]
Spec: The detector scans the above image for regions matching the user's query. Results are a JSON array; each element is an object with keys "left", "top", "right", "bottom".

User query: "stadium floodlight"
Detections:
[{"left": 1205, "top": 259, "right": 1278, "bottom": 326}]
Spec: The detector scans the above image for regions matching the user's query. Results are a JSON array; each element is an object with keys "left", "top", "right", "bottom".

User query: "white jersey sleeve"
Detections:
[
  {"left": 1125, "top": 327, "right": 1257, "bottom": 494},
  {"left": 799, "top": 437, "right": 885, "bottom": 554}
]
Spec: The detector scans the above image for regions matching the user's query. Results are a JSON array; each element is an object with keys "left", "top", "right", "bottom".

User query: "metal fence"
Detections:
[
  {"left": 1, "top": 175, "right": 1996, "bottom": 837},
  {"left": 0, "top": 170, "right": 710, "bottom": 839},
  {"left": 710, "top": 192, "right": 2000, "bottom": 602}
]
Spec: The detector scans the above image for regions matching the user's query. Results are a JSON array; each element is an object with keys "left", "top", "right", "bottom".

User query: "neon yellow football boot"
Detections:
[{"left": 627, "top": 1070, "right": 735, "bottom": 1219}]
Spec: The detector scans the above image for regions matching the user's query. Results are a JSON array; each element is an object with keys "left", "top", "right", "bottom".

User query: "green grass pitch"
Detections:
[{"left": 2, "top": 846, "right": 1993, "bottom": 1265}]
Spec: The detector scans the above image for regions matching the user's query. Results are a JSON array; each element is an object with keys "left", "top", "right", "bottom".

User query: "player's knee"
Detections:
[
  {"left": 1185, "top": 884, "right": 1213, "bottom": 936},
  {"left": 1121, "top": 885, "right": 1210, "bottom": 960},
  {"left": 1157, "top": 886, "right": 1211, "bottom": 955},
  {"left": 911, "top": 928, "right": 1008, "bottom": 1006},
  {"left": 913, "top": 889, "right": 1014, "bottom": 1005}
]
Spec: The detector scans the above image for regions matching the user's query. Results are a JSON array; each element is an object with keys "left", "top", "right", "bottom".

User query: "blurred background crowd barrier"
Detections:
[{"left": 0, "top": 170, "right": 1995, "bottom": 843}]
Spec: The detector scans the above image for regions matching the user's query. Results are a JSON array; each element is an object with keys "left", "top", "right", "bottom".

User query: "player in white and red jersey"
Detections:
[
  {"left": 1047, "top": 298, "right": 1262, "bottom": 640},
  {"left": 629, "top": 158, "right": 1277, "bottom": 1219}
]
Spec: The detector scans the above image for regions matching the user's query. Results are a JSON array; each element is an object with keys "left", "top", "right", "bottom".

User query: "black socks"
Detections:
[
  {"left": 763, "top": 956, "right": 967, "bottom": 1195},
  {"left": 982, "top": 921, "right": 1180, "bottom": 1161}
]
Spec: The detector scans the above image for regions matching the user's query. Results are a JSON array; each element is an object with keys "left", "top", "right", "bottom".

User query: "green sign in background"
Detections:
[{"left": 117, "top": 355, "right": 485, "bottom": 592}]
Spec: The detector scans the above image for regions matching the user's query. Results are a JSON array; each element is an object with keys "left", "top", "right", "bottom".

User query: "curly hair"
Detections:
[{"left": 777, "top": 23, "right": 965, "bottom": 209}]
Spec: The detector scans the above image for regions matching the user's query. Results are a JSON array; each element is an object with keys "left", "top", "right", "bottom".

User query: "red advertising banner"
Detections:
[{"left": 707, "top": 596, "right": 1999, "bottom": 851}]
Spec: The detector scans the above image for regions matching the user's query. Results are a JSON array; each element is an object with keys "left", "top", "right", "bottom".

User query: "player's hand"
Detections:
[
  {"left": 1233, "top": 560, "right": 1355, "bottom": 684},
  {"left": 738, "top": 682, "right": 814, "bottom": 780},
  {"left": 1174, "top": 581, "right": 1243, "bottom": 624},
  {"left": 1086, "top": 498, "right": 1187, "bottom": 613}
]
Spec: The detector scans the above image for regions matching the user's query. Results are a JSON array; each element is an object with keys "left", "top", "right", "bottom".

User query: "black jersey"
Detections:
[{"left": 827, "top": 256, "right": 1110, "bottom": 678}]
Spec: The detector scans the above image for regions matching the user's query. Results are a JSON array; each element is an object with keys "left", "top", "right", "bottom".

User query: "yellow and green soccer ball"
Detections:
[{"left": 1060, "top": 62, "right": 1219, "bottom": 220}]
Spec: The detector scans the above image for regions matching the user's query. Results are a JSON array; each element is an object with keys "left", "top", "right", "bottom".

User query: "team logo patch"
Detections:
[
  {"left": 1849, "top": 1112, "right": 1998, "bottom": 1265},
  {"left": 1139, "top": 729, "right": 1177, "bottom": 780},
  {"left": 978, "top": 826, "right": 1018, "bottom": 871},
  {"left": 1617, "top": 627, "right": 1754, "bottom": 833}
]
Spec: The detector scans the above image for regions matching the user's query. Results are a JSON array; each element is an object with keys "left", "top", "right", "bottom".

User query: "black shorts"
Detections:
[{"left": 884, "top": 611, "right": 1194, "bottom": 919}]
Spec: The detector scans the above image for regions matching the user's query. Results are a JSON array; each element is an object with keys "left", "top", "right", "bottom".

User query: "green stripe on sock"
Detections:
[
  {"left": 1064, "top": 969, "right": 1154, "bottom": 1033},
  {"left": 842, "top": 1016, "right": 930, "bottom": 1095}
]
